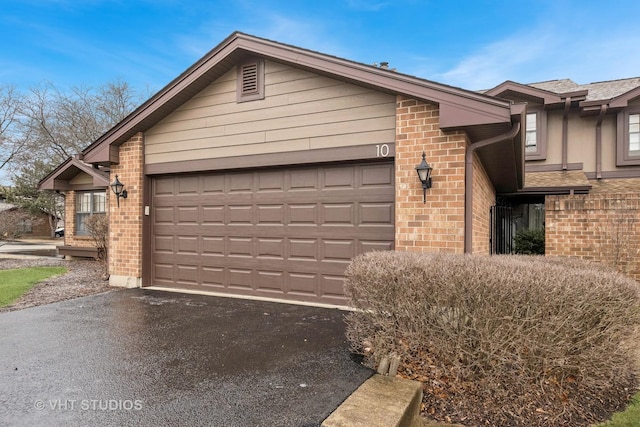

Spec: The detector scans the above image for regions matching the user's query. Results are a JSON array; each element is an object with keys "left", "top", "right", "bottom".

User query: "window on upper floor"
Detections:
[
  {"left": 76, "top": 191, "right": 106, "bottom": 236},
  {"left": 630, "top": 113, "right": 640, "bottom": 153},
  {"left": 237, "top": 59, "right": 265, "bottom": 102},
  {"left": 524, "top": 109, "right": 547, "bottom": 161},
  {"left": 616, "top": 108, "right": 640, "bottom": 166},
  {"left": 525, "top": 113, "right": 537, "bottom": 153}
]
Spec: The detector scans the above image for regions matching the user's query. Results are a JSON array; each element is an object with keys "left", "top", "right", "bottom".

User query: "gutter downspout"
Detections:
[
  {"left": 595, "top": 104, "right": 608, "bottom": 180},
  {"left": 464, "top": 122, "right": 521, "bottom": 254},
  {"left": 562, "top": 97, "right": 571, "bottom": 170}
]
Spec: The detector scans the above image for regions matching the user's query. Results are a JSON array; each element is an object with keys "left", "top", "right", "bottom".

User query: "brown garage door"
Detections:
[{"left": 150, "top": 161, "right": 394, "bottom": 304}]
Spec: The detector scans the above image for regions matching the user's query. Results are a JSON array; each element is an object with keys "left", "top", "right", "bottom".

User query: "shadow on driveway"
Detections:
[{"left": 0, "top": 289, "right": 372, "bottom": 426}]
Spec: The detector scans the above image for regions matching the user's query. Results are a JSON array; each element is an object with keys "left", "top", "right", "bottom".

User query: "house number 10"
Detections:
[{"left": 376, "top": 144, "right": 390, "bottom": 158}]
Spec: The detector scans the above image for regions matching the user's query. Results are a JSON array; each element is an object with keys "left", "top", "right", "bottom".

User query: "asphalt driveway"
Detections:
[{"left": 0, "top": 289, "right": 372, "bottom": 426}]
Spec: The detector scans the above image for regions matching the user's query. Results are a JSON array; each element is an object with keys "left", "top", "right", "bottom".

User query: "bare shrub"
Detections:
[
  {"left": 344, "top": 251, "right": 640, "bottom": 426},
  {"left": 84, "top": 214, "right": 108, "bottom": 280}
]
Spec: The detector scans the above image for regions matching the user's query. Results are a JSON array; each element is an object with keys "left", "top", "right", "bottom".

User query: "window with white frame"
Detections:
[
  {"left": 630, "top": 113, "right": 640, "bottom": 153},
  {"left": 75, "top": 191, "right": 106, "bottom": 236},
  {"left": 525, "top": 112, "right": 538, "bottom": 153}
]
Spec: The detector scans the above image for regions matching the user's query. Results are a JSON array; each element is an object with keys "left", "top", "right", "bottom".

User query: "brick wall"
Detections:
[
  {"left": 471, "top": 153, "right": 496, "bottom": 255},
  {"left": 546, "top": 193, "right": 640, "bottom": 281},
  {"left": 395, "top": 96, "right": 468, "bottom": 253},
  {"left": 108, "top": 133, "right": 144, "bottom": 287}
]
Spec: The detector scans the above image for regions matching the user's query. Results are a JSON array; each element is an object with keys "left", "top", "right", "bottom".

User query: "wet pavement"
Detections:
[{"left": 0, "top": 289, "right": 372, "bottom": 426}]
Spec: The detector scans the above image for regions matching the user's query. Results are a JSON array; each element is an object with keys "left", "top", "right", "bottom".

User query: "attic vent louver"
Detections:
[
  {"left": 237, "top": 59, "right": 265, "bottom": 102},
  {"left": 241, "top": 64, "right": 259, "bottom": 95}
]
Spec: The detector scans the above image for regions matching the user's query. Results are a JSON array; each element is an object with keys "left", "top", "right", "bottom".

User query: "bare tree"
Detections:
[
  {"left": 14, "top": 80, "right": 143, "bottom": 168},
  {"left": 4, "top": 79, "right": 144, "bottom": 235},
  {"left": 0, "top": 85, "right": 27, "bottom": 172}
]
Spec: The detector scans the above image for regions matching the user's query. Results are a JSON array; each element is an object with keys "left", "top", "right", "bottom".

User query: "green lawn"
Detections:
[
  {"left": 597, "top": 392, "right": 640, "bottom": 426},
  {"left": 0, "top": 267, "right": 67, "bottom": 307}
]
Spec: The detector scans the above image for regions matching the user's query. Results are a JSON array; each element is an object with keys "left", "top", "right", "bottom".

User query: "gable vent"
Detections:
[
  {"left": 237, "top": 59, "right": 265, "bottom": 102},
  {"left": 241, "top": 64, "right": 259, "bottom": 95}
]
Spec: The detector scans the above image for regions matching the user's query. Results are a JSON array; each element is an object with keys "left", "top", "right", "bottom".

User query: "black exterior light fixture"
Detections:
[
  {"left": 415, "top": 152, "right": 433, "bottom": 203},
  {"left": 110, "top": 175, "right": 128, "bottom": 207}
]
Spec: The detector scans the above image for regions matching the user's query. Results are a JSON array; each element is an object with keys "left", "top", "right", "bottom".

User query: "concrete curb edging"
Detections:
[{"left": 322, "top": 375, "right": 423, "bottom": 427}]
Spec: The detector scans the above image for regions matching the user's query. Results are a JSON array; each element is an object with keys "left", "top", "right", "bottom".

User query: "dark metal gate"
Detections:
[{"left": 490, "top": 205, "right": 513, "bottom": 255}]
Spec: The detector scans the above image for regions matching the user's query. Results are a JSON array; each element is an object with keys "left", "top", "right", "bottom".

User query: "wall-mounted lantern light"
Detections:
[
  {"left": 415, "top": 152, "right": 433, "bottom": 203},
  {"left": 110, "top": 175, "right": 128, "bottom": 207}
]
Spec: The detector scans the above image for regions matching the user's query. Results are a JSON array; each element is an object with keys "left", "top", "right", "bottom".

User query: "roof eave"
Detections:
[{"left": 82, "top": 32, "right": 513, "bottom": 164}]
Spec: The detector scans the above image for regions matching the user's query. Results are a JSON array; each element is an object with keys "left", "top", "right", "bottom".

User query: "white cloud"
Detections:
[{"left": 423, "top": 22, "right": 640, "bottom": 90}]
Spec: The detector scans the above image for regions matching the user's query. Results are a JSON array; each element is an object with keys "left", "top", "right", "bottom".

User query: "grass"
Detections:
[
  {"left": 597, "top": 391, "right": 640, "bottom": 426},
  {"left": 0, "top": 267, "right": 67, "bottom": 307}
]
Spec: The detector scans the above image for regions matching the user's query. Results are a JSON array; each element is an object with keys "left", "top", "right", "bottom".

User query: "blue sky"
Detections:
[
  {"left": 2, "top": 0, "right": 640, "bottom": 94},
  {"left": 1, "top": 1, "right": 639, "bottom": 186}
]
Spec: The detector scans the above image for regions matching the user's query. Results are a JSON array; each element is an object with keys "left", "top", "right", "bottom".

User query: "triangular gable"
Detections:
[
  {"left": 485, "top": 80, "right": 563, "bottom": 105},
  {"left": 82, "top": 32, "right": 516, "bottom": 165},
  {"left": 38, "top": 157, "right": 110, "bottom": 191},
  {"left": 609, "top": 85, "right": 640, "bottom": 108}
]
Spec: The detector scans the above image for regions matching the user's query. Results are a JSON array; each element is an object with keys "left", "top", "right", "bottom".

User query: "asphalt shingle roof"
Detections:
[{"left": 528, "top": 77, "right": 640, "bottom": 101}]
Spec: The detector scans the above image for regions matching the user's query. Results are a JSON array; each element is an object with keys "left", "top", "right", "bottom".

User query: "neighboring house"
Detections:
[
  {"left": 39, "top": 157, "right": 110, "bottom": 258},
  {"left": 39, "top": 32, "right": 526, "bottom": 304},
  {"left": 0, "top": 193, "right": 54, "bottom": 239},
  {"left": 486, "top": 79, "right": 640, "bottom": 278}
]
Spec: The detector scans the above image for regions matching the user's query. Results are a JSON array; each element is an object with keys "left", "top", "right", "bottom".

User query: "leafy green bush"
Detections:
[
  {"left": 344, "top": 251, "right": 640, "bottom": 426},
  {"left": 514, "top": 229, "right": 545, "bottom": 254}
]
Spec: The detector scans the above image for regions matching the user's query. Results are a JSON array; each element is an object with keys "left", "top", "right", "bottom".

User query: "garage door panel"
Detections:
[
  {"left": 319, "top": 275, "right": 347, "bottom": 299},
  {"left": 289, "top": 169, "right": 318, "bottom": 191},
  {"left": 289, "top": 239, "right": 318, "bottom": 260},
  {"left": 257, "top": 170, "right": 285, "bottom": 192},
  {"left": 361, "top": 164, "right": 394, "bottom": 187},
  {"left": 321, "top": 240, "right": 355, "bottom": 261},
  {"left": 228, "top": 237, "right": 253, "bottom": 257},
  {"left": 228, "top": 269, "right": 253, "bottom": 290},
  {"left": 202, "top": 206, "right": 225, "bottom": 224},
  {"left": 322, "top": 204, "right": 354, "bottom": 224},
  {"left": 359, "top": 240, "right": 394, "bottom": 253},
  {"left": 151, "top": 161, "right": 394, "bottom": 304},
  {"left": 176, "top": 265, "right": 198, "bottom": 284},
  {"left": 202, "top": 237, "right": 225, "bottom": 255},
  {"left": 201, "top": 267, "right": 225, "bottom": 287},
  {"left": 256, "top": 270, "right": 285, "bottom": 293},
  {"left": 289, "top": 204, "right": 317, "bottom": 224},
  {"left": 228, "top": 173, "right": 253, "bottom": 193},
  {"left": 257, "top": 205, "right": 285, "bottom": 225},
  {"left": 257, "top": 238, "right": 285, "bottom": 259}
]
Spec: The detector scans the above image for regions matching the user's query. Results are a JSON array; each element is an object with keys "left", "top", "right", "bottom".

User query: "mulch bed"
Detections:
[{"left": 0, "top": 257, "right": 114, "bottom": 313}]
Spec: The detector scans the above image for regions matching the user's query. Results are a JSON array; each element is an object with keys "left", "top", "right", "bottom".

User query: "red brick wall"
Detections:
[
  {"left": 546, "top": 193, "right": 640, "bottom": 281},
  {"left": 108, "top": 133, "right": 144, "bottom": 281},
  {"left": 472, "top": 153, "right": 496, "bottom": 255},
  {"left": 395, "top": 96, "right": 468, "bottom": 253}
]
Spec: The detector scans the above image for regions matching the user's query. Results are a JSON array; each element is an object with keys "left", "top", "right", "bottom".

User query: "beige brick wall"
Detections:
[
  {"left": 471, "top": 153, "right": 496, "bottom": 255},
  {"left": 108, "top": 133, "right": 144, "bottom": 282},
  {"left": 395, "top": 96, "right": 468, "bottom": 253},
  {"left": 546, "top": 193, "right": 640, "bottom": 281}
]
